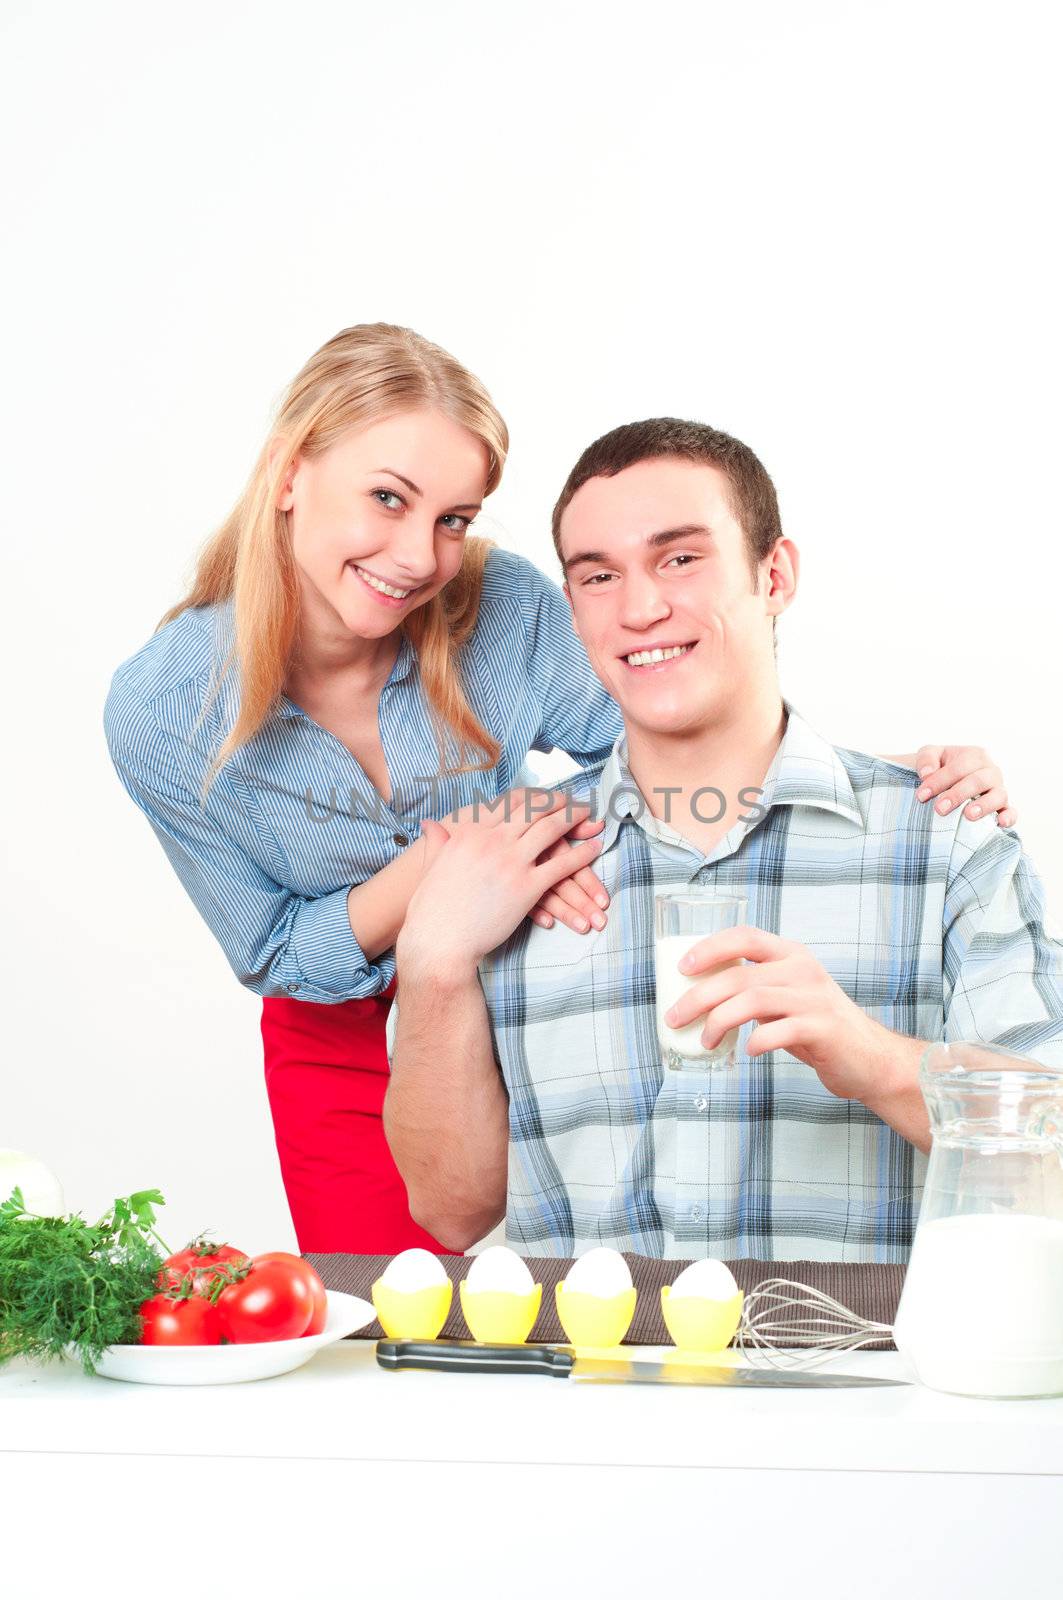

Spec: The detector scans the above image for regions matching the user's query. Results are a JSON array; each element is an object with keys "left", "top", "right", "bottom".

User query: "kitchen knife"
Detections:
[{"left": 376, "top": 1339, "right": 908, "bottom": 1389}]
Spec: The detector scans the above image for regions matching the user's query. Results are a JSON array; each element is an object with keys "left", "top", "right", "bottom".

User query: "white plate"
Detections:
[{"left": 69, "top": 1291, "right": 377, "bottom": 1385}]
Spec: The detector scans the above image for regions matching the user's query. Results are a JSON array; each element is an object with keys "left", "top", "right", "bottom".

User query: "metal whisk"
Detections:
[{"left": 736, "top": 1277, "right": 895, "bottom": 1370}]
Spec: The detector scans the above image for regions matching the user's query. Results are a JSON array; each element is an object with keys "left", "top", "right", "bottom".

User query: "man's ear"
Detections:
[
  {"left": 763, "top": 538, "right": 799, "bottom": 618},
  {"left": 267, "top": 436, "right": 298, "bottom": 511}
]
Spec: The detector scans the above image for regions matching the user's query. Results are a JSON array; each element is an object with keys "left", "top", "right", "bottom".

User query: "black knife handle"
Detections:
[{"left": 376, "top": 1338, "right": 574, "bottom": 1377}]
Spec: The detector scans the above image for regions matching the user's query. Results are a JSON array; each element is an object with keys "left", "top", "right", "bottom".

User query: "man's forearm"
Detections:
[
  {"left": 385, "top": 957, "right": 509, "bottom": 1251},
  {"left": 858, "top": 1028, "right": 931, "bottom": 1152}
]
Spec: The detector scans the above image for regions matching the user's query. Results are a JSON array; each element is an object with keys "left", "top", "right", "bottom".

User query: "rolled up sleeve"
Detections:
[
  {"left": 104, "top": 675, "right": 394, "bottom": 1002},
  {"left": 943, "top": 821, "right": 1063, "bottom": 1066}
]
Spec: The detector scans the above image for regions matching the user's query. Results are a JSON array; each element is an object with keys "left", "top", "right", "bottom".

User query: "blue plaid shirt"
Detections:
[
  {"left": 105, "top": 547, "right": 621, "bottom": 1001},
  {"left": 479, "top": 704, "right": 1063, "bottom": 1263}
]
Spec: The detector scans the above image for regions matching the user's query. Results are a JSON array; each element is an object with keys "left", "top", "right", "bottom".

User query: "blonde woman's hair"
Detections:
[{"left": 161, "top": 323, "right": 508, "bottom": 789}]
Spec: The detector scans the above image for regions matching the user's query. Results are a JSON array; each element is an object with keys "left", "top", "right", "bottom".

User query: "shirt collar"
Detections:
[
  {"left": 755, "top": 699, "right": 864, "bottom": 827},
  {"left": 594, "top": 698, "right": 864, "bottom": 854}
]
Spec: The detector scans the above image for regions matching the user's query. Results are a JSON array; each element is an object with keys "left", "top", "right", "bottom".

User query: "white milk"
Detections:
[
  {"left": 893, "top": 1211, "right": 1063, "bottom": 1397},
  {"left": 655, "top": 935, "right": 741, "bottom": 1065}
]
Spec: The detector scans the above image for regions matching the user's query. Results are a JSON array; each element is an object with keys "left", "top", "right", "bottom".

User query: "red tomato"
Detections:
[
  {"left": 140, "top": 1293, "right": 222, "bottom": 1346},
  {"left": 157, "top": 1241, "right": 250, "bottom": 1293},
  {"left": 216, "top": 1261, "right": 315, "bottom": 1343},
  {"left": 251, "top": 1252, "right": 329, "bottom": 1336}
]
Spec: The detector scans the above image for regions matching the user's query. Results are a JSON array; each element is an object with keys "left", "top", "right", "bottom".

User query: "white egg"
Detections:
[
  {"left": 669, "top": 1259, "right": 739, "bottom": 1301},
  {"left": 379, "top": 1248, "right": 450, "bottom": 1294},
  {"left": 465, "top": 1245, "right": 535, "bottom": 1296},
  {"left": 563, "top": 1247, "right": 633, "bottom": 1299}
]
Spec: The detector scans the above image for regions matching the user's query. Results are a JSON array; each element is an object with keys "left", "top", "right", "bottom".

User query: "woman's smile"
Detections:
[{"left": 347, "top": 560, "right": 423, "bottom": 606}]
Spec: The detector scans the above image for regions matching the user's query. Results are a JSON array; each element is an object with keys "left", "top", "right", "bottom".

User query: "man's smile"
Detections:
[{"left": 620, "top": 640, "right": 698, "bottom": 672}]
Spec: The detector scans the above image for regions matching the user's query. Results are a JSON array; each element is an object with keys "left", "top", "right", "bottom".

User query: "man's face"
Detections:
[{"left": 560, "top": 457, "right": 792, "bottom": 737}]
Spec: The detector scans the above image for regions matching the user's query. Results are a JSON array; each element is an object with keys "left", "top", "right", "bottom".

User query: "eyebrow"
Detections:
[
  {"left": 374, "top": 467, "right": 482, "bottom": 514},
  {"left": 563, "top": 523, "right": 714, "bottom": 573}
]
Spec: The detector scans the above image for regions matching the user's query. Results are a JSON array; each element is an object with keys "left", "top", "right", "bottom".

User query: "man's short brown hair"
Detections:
[{"left": 551, "top": 417, "right": 783, "bottom": 580}]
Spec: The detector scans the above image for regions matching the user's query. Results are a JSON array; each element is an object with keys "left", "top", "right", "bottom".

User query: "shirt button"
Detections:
[
  {"left": 286, "top": 982, "right": 300, "bottom": 994},
  {"left": 690, "top": 1204, "right": 703, "bottom": 1223},
  {"left": 392, "top": 832, "right": 410, "bottom": 847},
  {"left": 694, "top": 1094, "right": 709, "bottom": 1112}
]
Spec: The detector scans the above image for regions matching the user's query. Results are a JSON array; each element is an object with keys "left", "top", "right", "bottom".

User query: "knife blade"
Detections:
[{"left": 376, "top": 1339, "right": 908, "bottom": 1389}]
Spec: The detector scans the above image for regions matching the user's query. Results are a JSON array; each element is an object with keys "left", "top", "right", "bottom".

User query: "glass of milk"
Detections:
[
  {"left": 654, "top": 891, "right": 747, "bottom": 1071},
  {"left": 893, "top": 1041, "right": 1063, "bottom": 1398}
]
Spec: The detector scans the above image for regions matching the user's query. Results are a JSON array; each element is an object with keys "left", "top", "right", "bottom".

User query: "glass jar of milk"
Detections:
[
  {"left": 893, "top": 1041, "right": 1063, "bottom": 1398},
  {"left": 654, "top": 891, "right": 747, "bottom": 1071}
]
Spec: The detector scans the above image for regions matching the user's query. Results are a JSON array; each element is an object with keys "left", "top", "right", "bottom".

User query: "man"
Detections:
[{"left": 384, "top": 419, "right": 1063, "bottom": 1262}]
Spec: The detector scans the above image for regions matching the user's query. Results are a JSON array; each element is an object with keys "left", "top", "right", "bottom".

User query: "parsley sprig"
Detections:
[{"left": 0, "top": 1186, "right": 171, "bottom": 1375}]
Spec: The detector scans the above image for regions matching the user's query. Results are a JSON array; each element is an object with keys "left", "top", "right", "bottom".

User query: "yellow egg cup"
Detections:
[
  {"left": 660, "top": 1285, "right": 744, "bottom": 1353},
  {"left": 371, "top": 1278, "right": 453, "bottom": 1340},
  {"left": 459, "top": 1282, "right": 543, "bottom": 1344},
  {"left": 555, "top": 1282, "right": 637, "bottom": 1349}
]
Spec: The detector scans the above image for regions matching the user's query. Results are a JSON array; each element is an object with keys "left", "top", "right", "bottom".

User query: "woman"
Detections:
[{"left": 105, "top": 323, "right": 1015, "bottom": 1255}]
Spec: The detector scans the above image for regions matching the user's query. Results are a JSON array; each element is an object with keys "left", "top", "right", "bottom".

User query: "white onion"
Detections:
[{"left": 0, "top": 1149, "right": 65, "bottom": 1218}]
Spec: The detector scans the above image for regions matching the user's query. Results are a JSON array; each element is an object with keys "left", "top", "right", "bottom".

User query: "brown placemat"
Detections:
[{"left": 305, "top": 1252, "right": 903, "bottom": 1349}]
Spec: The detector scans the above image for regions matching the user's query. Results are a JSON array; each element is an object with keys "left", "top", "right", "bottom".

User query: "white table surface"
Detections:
[
  {"left": 1, "top": 1338, "right": 1061, "bottom": 1475},
  {"left": 3, "top": 1339, "right": 1060, "bottom": 1600}
]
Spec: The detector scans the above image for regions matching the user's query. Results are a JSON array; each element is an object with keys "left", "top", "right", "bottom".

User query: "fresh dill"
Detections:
[{"left": 0, "top": 1186, "right": 170, "bottom": 1375}]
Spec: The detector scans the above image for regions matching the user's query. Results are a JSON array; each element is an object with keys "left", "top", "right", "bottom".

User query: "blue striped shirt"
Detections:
[
  {"left": 478, "top": 704, "right": 1063, "bottom": 1262},
  {"left": 104, "top": 547, "right": 622, "bottom": 1002}
]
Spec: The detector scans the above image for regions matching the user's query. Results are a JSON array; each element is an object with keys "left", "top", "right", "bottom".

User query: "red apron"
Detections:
[{"left": 261, "top": 980, "right": 452, "bottom": 1255}]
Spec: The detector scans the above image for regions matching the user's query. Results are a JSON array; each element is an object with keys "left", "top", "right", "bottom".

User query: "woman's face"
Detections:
[{"left": 278, "top": 409, "right": 490, "bottom": 642}]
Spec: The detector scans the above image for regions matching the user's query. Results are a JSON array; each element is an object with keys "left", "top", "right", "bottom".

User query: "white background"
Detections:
[{"left": 1, "top": 0, "right": 1058, "bottom": 1253}]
